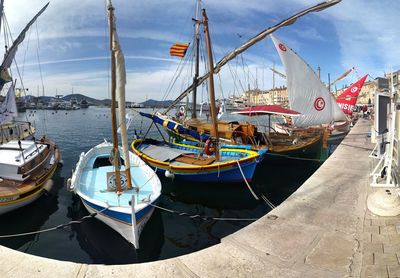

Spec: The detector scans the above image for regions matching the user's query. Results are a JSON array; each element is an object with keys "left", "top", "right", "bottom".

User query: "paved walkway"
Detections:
[{"left": 1, "top": 119, "right": 400, "bottom": 277}]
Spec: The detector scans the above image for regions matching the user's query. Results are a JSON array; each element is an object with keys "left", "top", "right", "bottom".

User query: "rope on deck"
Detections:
[{"left": 0, "top": 205, "right": 109, "bottom": 239}]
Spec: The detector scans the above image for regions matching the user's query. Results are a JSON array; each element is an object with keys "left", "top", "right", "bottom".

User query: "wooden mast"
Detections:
[
  {"left": 202, "top": 9, "right": 219, "bottom": 161},
  {"left": 163, "top": 0, "right": 342, "bottom": 114},
  {"left": 191, "top": 0, "right": 200, "bottom": 119},
  {"left": 108, "top": 1, "right": 122, "bottom": 193}
]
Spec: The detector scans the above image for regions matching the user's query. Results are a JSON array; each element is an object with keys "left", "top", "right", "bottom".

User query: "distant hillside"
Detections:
[
  {"left": 61, "top": 94, "right": 104, "bottom": 105},
  {"left": 23, "top": 94, "right": 174, "bottom": 107},
  {"left": 24, "top": 94, "right": 108, "bottom": 106},
  {"left": 141, "top": 99, "right": 174, "bottom": 108}
]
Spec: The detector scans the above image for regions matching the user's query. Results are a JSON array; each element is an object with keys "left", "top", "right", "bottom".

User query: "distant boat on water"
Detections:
[
  {"left": 129, "top": 102, "right": 144, "bottom": 108},
  {"left": 80, "top": 99, "right": 89, "bottom": 108}
]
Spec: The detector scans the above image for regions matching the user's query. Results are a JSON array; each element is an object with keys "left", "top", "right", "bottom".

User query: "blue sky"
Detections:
[{"left": 4, "top": 0, "right": 400, "bottom": 102}]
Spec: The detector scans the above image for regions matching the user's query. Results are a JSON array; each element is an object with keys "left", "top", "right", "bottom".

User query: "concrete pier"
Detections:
[{"left": 1, "top": 118, "right": 399, "bottom": 277}]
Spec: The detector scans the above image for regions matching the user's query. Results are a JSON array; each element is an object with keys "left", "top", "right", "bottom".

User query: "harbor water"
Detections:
[{"left": 0, "top": 107, "right": 322, "bottom": 264}]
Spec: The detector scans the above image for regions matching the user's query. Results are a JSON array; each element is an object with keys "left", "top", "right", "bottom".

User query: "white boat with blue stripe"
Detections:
[
  {"left": 69, "top": 142, "right": 161, "bottom": 248},
  {"left": 68, "top": 0, "right": 161, "bottom": 249}
]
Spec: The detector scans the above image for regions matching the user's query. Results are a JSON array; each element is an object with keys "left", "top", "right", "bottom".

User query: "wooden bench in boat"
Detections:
[
  {"left": 174, "top": 153, "right": 215, "bottom": 165},
  {"left": 141, "top": 144, "right": 193, "bottom": 162},
  {"left": 141, "top": 144, "right": 215, "bottom": 165}
]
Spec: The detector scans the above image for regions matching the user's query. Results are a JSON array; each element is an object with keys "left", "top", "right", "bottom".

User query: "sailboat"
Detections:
[
  {"left": 132, "top": 8, "right": 261, "bottom": 185},
  {"left": 69, "top": 0, "right": 161, "bottom": 249},
  {"left": 142, "top": 1, "right": 342, "bottom": 161},
  {"left": 0, "top": 2, "right": 61, "bottom": 215},
  {"left": 0, "top": 0, "right": 36, "bottom": 144},
  {"left": 271, "top": 35, "right": 366, "bottom": 144}
]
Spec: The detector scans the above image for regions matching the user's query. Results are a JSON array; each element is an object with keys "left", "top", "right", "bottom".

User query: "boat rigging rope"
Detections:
[
  {"left": 236, "top": 160, "right": 259, "bottom": 200},
  {"left": 0, "top": 206, "right": 109, "bottom": 239}
]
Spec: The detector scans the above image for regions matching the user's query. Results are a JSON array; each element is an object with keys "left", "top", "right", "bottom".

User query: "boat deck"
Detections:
[
  {"left": 79, "top": 164, "right": 154, "bottom": 207},
  {"left": 139, "top": 143, "right": 248, "bottom": 167},
  {"left": 141, "top": 144, "right": 192, "bottom": 162},
  {"left": 0, "top": 141, "right": 46, "bottom": 167}
]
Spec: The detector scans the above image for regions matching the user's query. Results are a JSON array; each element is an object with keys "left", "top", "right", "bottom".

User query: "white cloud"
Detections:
[
  {"left": 324, "top": 0, "right": 400, "bottom": 78},
  {"left": 2, "top": 0, "right": 399, "bottom": 102}
]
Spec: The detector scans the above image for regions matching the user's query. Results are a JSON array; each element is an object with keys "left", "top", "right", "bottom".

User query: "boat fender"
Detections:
[
  {"left": 43, "top": 180, "right": 54, "bottom": 195},
  {"left": 204, "top": 139, "right": 214, "bottom": 155},
  {"left": 58, "top": 159, "right": 64, "bottom": 166},
  {"left": 165, "top": 169, "right": 175, "bottom": 179},
  {"left": 66, "top": 178, "right": 74, "bottom": 192}
]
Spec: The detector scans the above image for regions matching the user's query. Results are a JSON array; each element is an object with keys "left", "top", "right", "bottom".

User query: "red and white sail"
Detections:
[
  {"left": 271, "top": 35, "right": 347, "bottom": 127},
  {"left": 336, "top": 75, "right": 368, "bottom": 116}
]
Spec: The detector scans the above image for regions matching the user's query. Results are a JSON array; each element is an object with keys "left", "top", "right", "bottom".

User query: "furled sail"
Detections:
[
  {"left": 0, "top": 2, "right": 49, "bottom": 90},
  {"left": 163, "top": 0, "right": 342, "bottom": 114},
  {"left": 108, "top": 2, "right": 132, "bottom": 184},
  {"left": 271, "top": 35, "right": 347, "bottom": 127},
  {"left": 0, "top": 82, "right": 17, "bottom": 124}
]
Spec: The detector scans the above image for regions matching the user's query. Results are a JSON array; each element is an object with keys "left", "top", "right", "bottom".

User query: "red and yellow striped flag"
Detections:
[{"left": 170, "top": 43, "right": 189, "bottom": 57}]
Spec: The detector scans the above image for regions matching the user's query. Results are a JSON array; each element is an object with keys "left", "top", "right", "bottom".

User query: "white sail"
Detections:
[
  {"left": 271, "top": 35, "right": 347, "bottom": 127},
  {"left": 0, "top": 83, "right": 17, "bottom": 124}
]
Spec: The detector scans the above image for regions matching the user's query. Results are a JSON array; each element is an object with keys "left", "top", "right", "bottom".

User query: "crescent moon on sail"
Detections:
[
  {"left": 350, "top": 86, "right": 358, "bottom": 93},
  {"left": 314, "top": 97, "right": 325, "bottom": 111}
]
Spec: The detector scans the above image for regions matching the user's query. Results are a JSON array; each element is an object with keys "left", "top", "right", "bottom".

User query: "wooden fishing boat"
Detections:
[
  {"left": 69, "top": 0, "right": 161, "bottom": 249},
  {"left": 0, "top": 2, "right": 61, "bottom": 215},
  {"left": 69, "top": 142, "right": 161, "bottom": 248},
  {"left": 140, "top": 110, "right": 324, "bottom": 160},
  {"left": 0, "top": 138, "right": 60, "bottom": 215},
  {"left": 132, "top": 138, "right": 260, "bottom": 183},
  {"left": 133, "top": 8, "right": 261, "bottom": 187}
]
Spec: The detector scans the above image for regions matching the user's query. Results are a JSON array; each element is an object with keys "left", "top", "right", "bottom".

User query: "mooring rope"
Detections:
[
  {"left": 236, "top": 160, "right": 259, "bottom": 200},
  {"left": 340, "top": 143, "right": 374, "bottom": 151},
  {"left": 260, "top": 194, "right": 276, "bottom": 209},
  {"left": 264, "top": 152, "right": 325, "bottom": 162},
  {"left": 148, "top": 203, "right": 258, "bottom": 221},
  {"left": 0, "top": 206, "right": 109, "bottom": 239}
]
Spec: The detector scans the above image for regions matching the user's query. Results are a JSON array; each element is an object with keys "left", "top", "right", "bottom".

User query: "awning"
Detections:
[{"left": 231, "top": 105, "right": 301, "bottom": 117}]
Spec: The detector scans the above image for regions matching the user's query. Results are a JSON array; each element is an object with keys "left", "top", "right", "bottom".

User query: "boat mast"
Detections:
[
  {"left": 163, "top": 0, "right": 342, "bottom": 114},
  {"left": 191, "top": 0, "right": 200, "bottom": 119},
  {"left": 0, "top": 2, "right": 49, "bottom": 92},
  {"left": 108, "top": 1, "right": 122, "bottom": 193},
  {"left": 202, "top": 9, "right": 219, "bottom": 161},
  {"left": 0, "top": 0, "right": 4, "bottom": 32}
]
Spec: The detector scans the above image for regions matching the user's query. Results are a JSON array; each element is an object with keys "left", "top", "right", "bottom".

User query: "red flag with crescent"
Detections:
[{"left": 336, "top": 74, "right": 368, "bottom": 116}]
